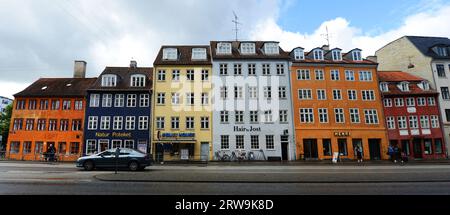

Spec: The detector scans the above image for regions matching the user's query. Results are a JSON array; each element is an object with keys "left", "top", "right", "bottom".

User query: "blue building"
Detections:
[{"left": 83, "top": 61, "right": 153, "bottom": 155}]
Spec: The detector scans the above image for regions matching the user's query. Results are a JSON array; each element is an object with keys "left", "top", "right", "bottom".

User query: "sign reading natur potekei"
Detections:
[{"left": 96, "top": 132, "right": 132, "bottom": 138}]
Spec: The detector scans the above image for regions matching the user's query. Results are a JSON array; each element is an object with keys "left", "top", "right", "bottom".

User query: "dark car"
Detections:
[{"left": 76, "top": 148, "right": 153, "bottom": 171}]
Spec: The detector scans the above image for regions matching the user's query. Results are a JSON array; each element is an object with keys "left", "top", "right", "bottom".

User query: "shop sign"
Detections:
[
  {"left": 234, "top": 126, "right": 262, "bottom": 132},
  {"left": 95, "top": 132, "right": 132, "bottom": 138},
  {"left": 407, "top": 107, "right": 417, "bottom": 113},
  {"left": 160, "top": 132, "right": 195, "bottom": 140},
  {"left": 334, "top": 132, "right": 350, "bottom": 137}
]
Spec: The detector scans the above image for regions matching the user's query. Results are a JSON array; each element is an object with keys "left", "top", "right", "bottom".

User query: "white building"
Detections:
[
  {"left": 210, "top": 41, "right": 296, "bottom": 161},
  {"left": 376, "top": 36, "right": 450, "bottom": 156},
  {"left": 0, "top": 96, "right": 13, "bottom": 114}
]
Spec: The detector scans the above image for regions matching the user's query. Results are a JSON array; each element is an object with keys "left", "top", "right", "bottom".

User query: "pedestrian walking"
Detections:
[
  {"left": 394, "top": 146, "right": 401, "bottom": 163},
  {"left": 46, "top": 144, "right": 56, "bottom": 162},
  {"left": 388, "top": 145, "right": 395, "bottom": 162},
  {"left": 355, "top": 146, "right": 363, "bottom": 163}
]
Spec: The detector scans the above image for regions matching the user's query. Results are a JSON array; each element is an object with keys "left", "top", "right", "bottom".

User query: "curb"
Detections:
[{"left": 93, "top": 175, "right": 450, "bottom": 184}]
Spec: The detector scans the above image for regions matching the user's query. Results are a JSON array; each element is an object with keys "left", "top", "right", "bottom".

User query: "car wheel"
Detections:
[
  {"left": 128, "top": 161, "right": 139, "bottom": 171},
  {"left": 83, "top": 160, "right": 94, "bottom": 171}
]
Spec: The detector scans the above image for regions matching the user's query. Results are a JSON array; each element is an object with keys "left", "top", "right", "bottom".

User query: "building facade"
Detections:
[
  {"left": 0, "top": 96, "right": 13, "bottom": 113},
  {"left": 210, "top": 41, "right": 296, "bottom": 161},
  {"left": 152, "top": 46, "right": 213, "bottom": 161},
  {"left": 376, "top": 36, "right": 450, "bottom": 157},
  {"left": 379, "top": 71, "right": 446, "bottom": 160},
  {"left": 291, "top": 46, "right": 389, "bottom": 161},
  {"left": 6, "top": 61, "right": 95, "bottom": 161},
  {"left": 83, "top": 61, "right": 153, "bottom": 155}
]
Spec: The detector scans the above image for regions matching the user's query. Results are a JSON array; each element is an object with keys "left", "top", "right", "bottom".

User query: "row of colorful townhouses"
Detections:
[{"left": 5, "top": 36, "right": 450, "bottom": 162}]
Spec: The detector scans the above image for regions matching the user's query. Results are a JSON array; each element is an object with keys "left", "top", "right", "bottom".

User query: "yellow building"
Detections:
[{"left": 152, "top": 46, "right": 213, "bottom": 162}]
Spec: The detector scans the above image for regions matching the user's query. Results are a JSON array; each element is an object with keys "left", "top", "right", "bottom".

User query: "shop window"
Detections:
[
  {"left": 435, "top": 139, "right": 443, "bottom": 154},
  {"left": 424, "top": 140, "right": 433, "bottom": 155},
  {"left": 58, "top": 142, "right": 67, "bottom": 155},
  {"left": 338, "top": 139, "right": 348, "bottom": 156},
  {"left": 70, "top": 142, "right": 80, "bottom": 155},
  {"left": 323, "top": 139, "right": 332, "bottom": 156}
]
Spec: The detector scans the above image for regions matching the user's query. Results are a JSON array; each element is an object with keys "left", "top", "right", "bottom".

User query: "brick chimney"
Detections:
[
  {"left": 322, "top": 45, "right": 330, "bottom": 51},
  {"left": 367, "top": 56, "right": 378, "bottom": 63},
  {"left": 74, "top": 61, "right": 87, "bottom": 78},
  {"left": 130, "top": 60, "right": 137, "bottom": 68}
]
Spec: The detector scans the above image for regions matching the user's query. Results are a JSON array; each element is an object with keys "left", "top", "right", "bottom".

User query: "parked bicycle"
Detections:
[{"left": 215, "top": 151, "right": 231, "bottom": 161}]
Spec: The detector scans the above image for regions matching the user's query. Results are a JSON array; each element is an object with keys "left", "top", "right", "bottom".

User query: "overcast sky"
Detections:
[{"left": 1, "top": 0, "right": 450, "bottom": 99}]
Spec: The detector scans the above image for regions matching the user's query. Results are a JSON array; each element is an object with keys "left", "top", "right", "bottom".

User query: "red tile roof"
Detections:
[{"left": 378, "top": 71, "right": 424, "bottom": 82}]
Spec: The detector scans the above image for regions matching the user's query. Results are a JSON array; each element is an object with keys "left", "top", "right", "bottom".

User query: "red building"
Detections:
[{"left": 379, "top": 71, "right": 446, "bottom": 160}]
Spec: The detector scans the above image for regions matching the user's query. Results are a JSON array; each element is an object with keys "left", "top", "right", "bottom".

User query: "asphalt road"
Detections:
[{"left": 1, "top": 161, "right": 450, "bottom": 195}]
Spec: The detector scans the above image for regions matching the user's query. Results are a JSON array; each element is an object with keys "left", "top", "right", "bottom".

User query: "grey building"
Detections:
[
  {"left": 210, "top": 41, "right": 296, "bottom": 161},
  {"left": 0, "top": 96, "right": 13, "bottom": 113},
  {"left": 376, "top": 36, "right": 450, "bottom": 157}
]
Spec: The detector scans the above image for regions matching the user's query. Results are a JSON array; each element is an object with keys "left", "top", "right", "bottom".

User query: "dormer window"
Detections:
[
  {"left": 192, "top": 48, "right": 207, "bottom": 60},
  {"left": 241, "top": 43, "right": 255, "bottom": 54},
  {"left": 101, "top": 74, "right": 117, "bottom": 87},
  {"left": 163, "top": 48, "right": 178, "bottom": 60},
  {"left": 332, "top": 50, "right": 342, "bottom": 61},
  {"left": 217, "top": 42, "right": 232, "bottom": 55},
  {"left": 313, "top": 49, "right": 324, "bottom": 60},
  {"left": 436, "top": 46, "right": 448, "bottom": 57},
  {"left": 421, "top": 81, "right": 430, "bottom": 91},
  {"left": 131, "top": 74, "right": 146, "bottom": 87},
  {"left": 399, "top": 82, "right": 410, "bottom": 92},
  {"left": 264, "top": 43, "right": 279, "bottom": 55},
  {"left": 352, "top": 50, "right": 362, "bottom": 61},
  {"left": 380, "top": 82, "right": 389, "bottom": 92},
  {"left": 294, "top": 48, "right": 304, "bottom": 60}
]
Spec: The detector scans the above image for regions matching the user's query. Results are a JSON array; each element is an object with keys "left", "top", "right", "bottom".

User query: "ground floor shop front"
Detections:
[
  {"left": 153, "top": 141, "right": 211, "bottom": 162},
  {"left": 389, "top": 138, "right": 446, "bottom": 160},
  {"left": 295, "top": 129, "right": 389, "bottom": 161}
]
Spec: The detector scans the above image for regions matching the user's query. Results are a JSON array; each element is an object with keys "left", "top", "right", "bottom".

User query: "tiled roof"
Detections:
[
  {"left": 14, "top": 78, "right": 97, "bottom": 97},
  {"left": 89, "top": 67, "right": 153, "bottom": 91},
  {"left": 378, "top": 71, "right": 438, "bottom": 96},
  {"left": 378, "top": 71, "right": 424, "bottom": 82},
  {"left": 210, "top": 41, "right": 291, "bottom": 60},
  {"left": 153, "top": 45, "right": 212, "bottom": 66},
  {"left": 382, "top": 84, "right": 438, "bottom": 96},
  {"left": 406, "top": 36, "right": 450, "bottom": 59}
]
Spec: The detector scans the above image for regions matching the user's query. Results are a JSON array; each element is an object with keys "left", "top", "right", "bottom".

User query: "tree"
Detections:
[{"left": 0, "top": 104, "right": 12, "bottom": 150}]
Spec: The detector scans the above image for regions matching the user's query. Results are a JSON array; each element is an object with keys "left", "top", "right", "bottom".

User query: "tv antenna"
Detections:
[
  {"left": 232, "top": 11, "right": 242, "bottom": 41},
  {"left": 321, "top": 26, "right": 332, "bottom": 47}
]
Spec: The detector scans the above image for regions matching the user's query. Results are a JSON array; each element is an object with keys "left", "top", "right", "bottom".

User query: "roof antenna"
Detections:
[
  {"left": 232, "top": 11, "right": 242, "bottom": 41},
  {"left": 321, "top": 26, "right": 332, "bottom": 47}
]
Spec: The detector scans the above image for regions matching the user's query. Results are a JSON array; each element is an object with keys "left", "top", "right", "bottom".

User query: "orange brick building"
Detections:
[
  {"left": 290, "top": 46, "right": 389, "bottom": 161},
  {"left": 6, "top": 62, "right": 96, "bottom": 161}
]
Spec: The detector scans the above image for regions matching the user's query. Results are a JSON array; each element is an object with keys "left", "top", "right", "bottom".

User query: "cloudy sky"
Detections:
[{"left": 1, "top": 0, "right": 450, "bottom": 99}]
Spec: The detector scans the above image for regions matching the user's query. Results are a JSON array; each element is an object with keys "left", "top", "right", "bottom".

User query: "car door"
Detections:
[{"left": 96, "top": 151, "right": 115, "bottom": 167}]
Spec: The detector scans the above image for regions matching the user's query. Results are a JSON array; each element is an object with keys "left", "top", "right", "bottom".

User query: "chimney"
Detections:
[
  {"left": 130, "top": 60, "right": 137, "bottom": 68},
  {"left": 322, "top": 45, "right": 330, "bottom": 51},
  {"left": 74, "top": 61, "right": 87, "bottom": 78},
  {"left": 367, "top": 56, "right": 378, "bottom": 63}
]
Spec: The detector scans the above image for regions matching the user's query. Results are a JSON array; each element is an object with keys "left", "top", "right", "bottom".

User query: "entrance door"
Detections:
[
  {"left": 413, "top": 139, "right": 423, "bottom": 159},
  {"left": 368, "top": 139, "right": 381, "bottom": 160},
  {"left": 281, "top": 135, "right": 289, "bottom": 161},
  {"left": 303, "top": 139, "right": 318, "bottom": 160},
  {"left": 352, "top": 139, "right": 363, "bottom": 158},
  {"left": 200, "top": 142, "right": 210, "bottom": 161}
]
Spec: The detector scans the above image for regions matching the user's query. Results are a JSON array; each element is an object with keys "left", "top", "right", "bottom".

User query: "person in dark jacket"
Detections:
[
  {"left": 47, "top": 144, "right": 56, "bottom": 162},
  {"left": 388, "top": 145, "right": 395, "bottom": 162}
]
